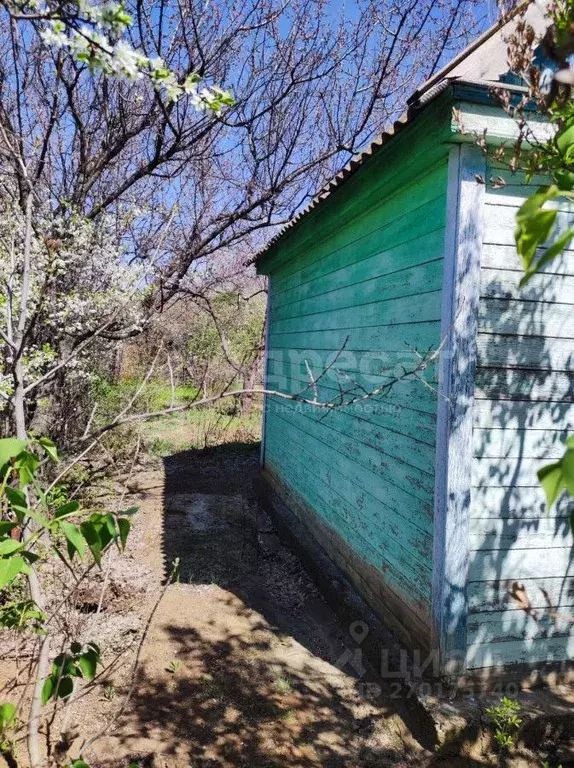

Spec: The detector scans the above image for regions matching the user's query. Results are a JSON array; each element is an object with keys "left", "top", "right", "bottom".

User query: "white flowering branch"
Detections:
[{"left": 2, "top": 0, "right": 235, "bottom": 110}]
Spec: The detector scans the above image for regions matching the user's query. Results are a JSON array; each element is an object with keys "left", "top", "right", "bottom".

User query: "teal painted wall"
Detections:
[
  {"left": 467, "top": 159, "right": 574, "bottom": 671},
  {"left": 258, "top": 87, "right": 574, "bottom": 676},
  {"left": 258, "top": 97, "right": 453, "bottom": 650}
]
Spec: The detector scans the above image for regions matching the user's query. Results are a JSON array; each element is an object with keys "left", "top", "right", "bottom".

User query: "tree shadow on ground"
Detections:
[{"left": 116, "top": 440, "right": 442, "bottom": 767}]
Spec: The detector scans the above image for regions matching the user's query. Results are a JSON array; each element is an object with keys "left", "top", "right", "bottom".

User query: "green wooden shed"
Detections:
[{"left": 256, "top": 1, "right": 574, "bottom": 683}]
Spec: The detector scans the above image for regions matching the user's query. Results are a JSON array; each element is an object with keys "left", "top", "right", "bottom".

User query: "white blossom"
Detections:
[{"left": 0, "top": 188, "right": 151, "bottom": 401}]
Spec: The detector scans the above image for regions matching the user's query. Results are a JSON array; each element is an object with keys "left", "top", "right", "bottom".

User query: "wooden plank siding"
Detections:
[
  {"left": 258, "top": 85, "right": 574, "bottom": 678},
  {"left": 466, "top": 159, "right": 574, "bottom": 672},
  {"left": 258, "top": 100, "right": 453, "bottom": 653}
]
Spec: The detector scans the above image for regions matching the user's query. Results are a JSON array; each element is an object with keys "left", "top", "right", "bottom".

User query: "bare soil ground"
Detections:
[
  {"left": 76, "top": 443, "right": 435, "bottom": 767},
  {"left": 3, "top": 441, "right": 574, "bottom": 767}
]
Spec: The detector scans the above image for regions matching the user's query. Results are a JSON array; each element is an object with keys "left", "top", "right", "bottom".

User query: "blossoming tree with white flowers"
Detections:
[
  {"left": 4, "top": 0, "right": 234, "bottom": 109},
  {"left": 0, "top": 190, "right": 150, "bottom": 439}
]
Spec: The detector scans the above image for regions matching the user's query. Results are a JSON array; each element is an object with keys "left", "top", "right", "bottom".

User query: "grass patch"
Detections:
[
  {"left": 274, "top": 675, "right": 293, "bottom": 695},
  {"left": 143, "top": 407, "right": 261, "bottom": 455},
  {"left": 92, "top": 377, "right": 261, "bottom": 457}
]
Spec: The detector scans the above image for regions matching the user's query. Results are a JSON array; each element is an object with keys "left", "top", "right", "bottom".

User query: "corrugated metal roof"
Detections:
[{"left": 254, "top": 0, "right": 546, "bottom": 265}]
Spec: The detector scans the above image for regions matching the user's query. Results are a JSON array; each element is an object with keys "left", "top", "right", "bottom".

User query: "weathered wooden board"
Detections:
[
  {"left": 270, "top": 167, "right": 447, "bottom": 296},
  {"left": 272, "top": 258, "right": 444, "bottom": 322},
  {"left": 468, "top": 577, "right": 574, "bottom": 613},
  {"left": 466, "top": 635, "right": 574, "bottom": 669},
  {"left": 270, "top": 288, "right": 442, "bottom": 335},
  {"left": 268, "top": 163, "right": 447, "bottom": 288},
  {"left": 431, "top": 144, "right": 485, "bottom": 674},
  {"left": 481, "top": 243, "right": 574, "bottom": 275},
  {"left": 472, "top": 399, "right": 574, "bottom": 431},
  {"left": 485, "top": 186, "right": 574, "bottom": 209},
  {"left": 470, "top": 515, "right": 572, "bottom": 538},
  {"left": 268, "top": 398, "right": 437, "bottom": 472},
  {"left": 273, "top": 229, "right": 446, "bottom": 311},
  {"left": 265, "top": 362, "right": 441, "bottom": 417},
  {"left": 266, "top": 400, "right": 436, "bottom": 504},
  {"left": 468, "top": 547, "right": 574, "bottom": 582},
  {"left": 482, "top": 204, "right": 574, "bottom": 248},
  {"left": 265, "top": 404, "right": 436, "bottom": 519},
  {"left": 473, "top": 427, "right": 569, "bottom": 459},
  {"left": 471, "top": 485, "right": 572, "bottom": 519},
  {"left": 454, "top": 101, "right": 554, "bottom": 146},
  {"left": 469, "top": 182, "right": 574, "bottom": 670},
  {"left": 477, "top": 298, "right": 574, "bottom": 339},
  {"left": 272, "top": 384, "right": 438, "bottom": 445},
  {"left": 266, "top": 351, "right": 438, "bottom": 389},
  {"left": 480, "top": 268, "right": 574, "bottom": 304},
  {"left": 474, "top": 368, "right": 574, "bottom": 402},
  {"left": 476, "top": 334, "right": 574, "bottom": 371},
  {"left": 470, "top": 521, "right": 573, "bottom": 552},
  {"left": 269, "top": 319, "right": 441, "bottom": 354},
  {"left": 467, "top": 606, "right": 574, "bottom": 646},
  {"left": 472, "top": 456, "right": 562, "bottom": 488},
  {"left": 265, "top": 433, "right": 433, "bottom": 582}
]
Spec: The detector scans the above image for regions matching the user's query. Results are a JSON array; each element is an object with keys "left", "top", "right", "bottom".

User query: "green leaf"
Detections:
[
  {"left": 21, "top": 550, "right": 40, "bottom": 564},
  {"left": 120, "top": 506, "right": 139, "bottom": 517},
  {"left": 88, "top": 514, "right": 116, "bottom": 551},
  {"left": 0, "top": 438, "right": 26, "bottom": 471},
  {"left": 538, "top": 461, "right": 565, "bottom": 511},
  {"left": 26, "top": 508, "right": 50, "bottom": 530},
  {"left": 41, "top": 676, "right": 54, "bottom": 705},
  {"left": 78, "top": 648, "right": 98, "bottom": 681},
  {"left": 554, "top": 169, "right": 574, "bottom": 191},
  {"left": 57, "top": 676, "right": 74, "bottom": 699},
  {"left": 103, "top": 513, "right": 117, "bottom": 537},
  {"left": 0, "top": 556, "right": 29, "bottom": 589},
  {"left": 0, "top": 599, "right": 45, "bottom": 632},
  {"left": 68, "top": 760, "right": 90, "bottom": 768},
  {"left": 4, "top": 486, "right": 28, "bottom": 522},
  {"left": 562, "top": 449, "right": 574, "bottom": 495},
  {"left": 0, "top": 702, "right": 16, "bottom": 731},
  {"left": 556, "top": 121, "right": 574, "bottom": 155},
  {"left": 60, "top": 522, "right": 85, "bottom": 560},
  {"left": 54, "top": 500, "right": 80, "bottom": 519},
  {"left": 4, "top": 486, "right": 48, "bottom": 529},
  {"left": 79, "top": 521, "right": 102, "bottom": 564},
  {"left": 516, "top": 208, "right": 557, "bottom": 267},
  {"left": 520, "top": 227, "right": 574, "bottom": 286},
  {"left": 16, "top": 450, "right": 40, "bottom": 488},
  {"left": 37, "top": 437, "right": 59, "bottom": 463},
  {"left": 0, "top": 522, "right": 17, "bottom": 536},
  {"left": 117, "top": 518, "right": 130, "bottom": 551},
  {"left": 0, "top": 539, "right": 22, "bottom": 556}
]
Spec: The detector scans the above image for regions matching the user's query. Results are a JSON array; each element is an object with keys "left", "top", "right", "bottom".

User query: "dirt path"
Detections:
[{"left": 69, "top": 443, "right": 438, "bottom": 767}]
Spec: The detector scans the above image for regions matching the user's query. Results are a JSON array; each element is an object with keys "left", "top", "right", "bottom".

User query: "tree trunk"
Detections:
[{"left": 10, "top": 191, "right": 51, "bottom": 768}]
